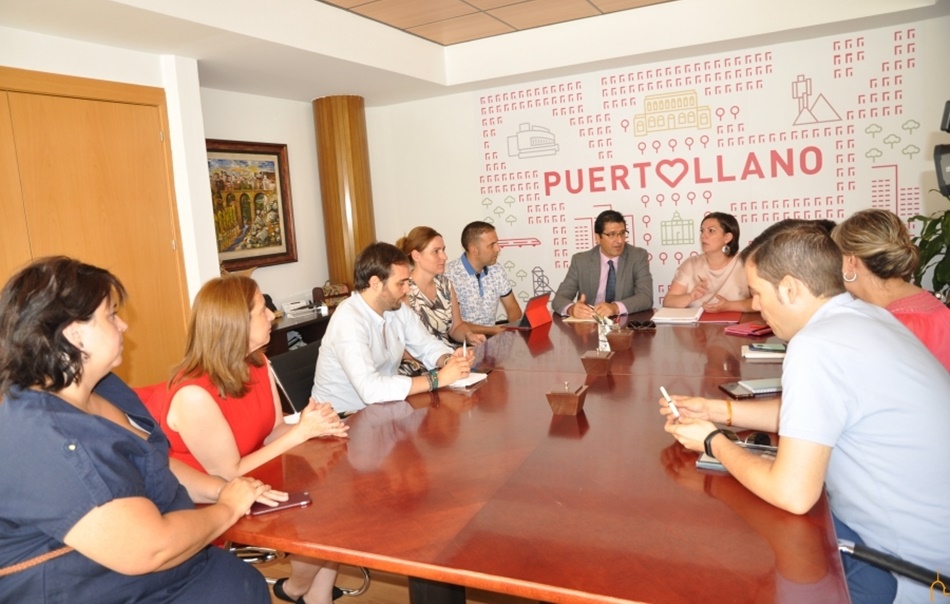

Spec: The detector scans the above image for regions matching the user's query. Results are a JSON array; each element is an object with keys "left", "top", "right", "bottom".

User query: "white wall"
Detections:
[
  {"left": 368, "top": 13, "right": 950, "bottom": 307},
  {"left": 199, "top": 88, "right": 328, "bottom": 306},
  {"left": 4, "top": 8, "right": 949, "bottom": 309},
  {"left": 368, "top": 93, "right": 480, "bottom": 258},
  {"left": 0, "top": 26, "right": 161, "bottom": 86}
]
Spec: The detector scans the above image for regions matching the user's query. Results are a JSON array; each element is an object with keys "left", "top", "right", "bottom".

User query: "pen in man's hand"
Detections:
[
  {"left": 587, "top": 304, "right": 608, "bottom": 325},
  {"left": 659, "top": 386, "right": 681, "bottom": 420}
]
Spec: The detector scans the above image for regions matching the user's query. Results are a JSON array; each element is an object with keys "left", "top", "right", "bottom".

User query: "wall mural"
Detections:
[{"left": 472, "top": 21, "right": 928, "bottom": 311}]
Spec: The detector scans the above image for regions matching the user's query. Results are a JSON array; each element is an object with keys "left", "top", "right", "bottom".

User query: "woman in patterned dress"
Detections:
[{"left": 397, "top": 227, "right": 486, "bottom": 375}]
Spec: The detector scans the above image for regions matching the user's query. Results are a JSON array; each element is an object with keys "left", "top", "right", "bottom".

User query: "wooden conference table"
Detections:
[{"left": 225, "top": 314, "right": 849, "bottom": 603}]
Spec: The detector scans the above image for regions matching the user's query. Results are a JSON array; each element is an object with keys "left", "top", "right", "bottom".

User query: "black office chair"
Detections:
[
  {"left": 838, "top": 540, "right": 944, "bottom": 592},
  {"left": 269, "top": 342, "right": 322, "bottom": 414}
]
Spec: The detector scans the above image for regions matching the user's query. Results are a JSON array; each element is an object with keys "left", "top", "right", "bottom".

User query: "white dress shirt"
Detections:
[{"left": 312, "top": 293, "right": 453, "bottom": 414}]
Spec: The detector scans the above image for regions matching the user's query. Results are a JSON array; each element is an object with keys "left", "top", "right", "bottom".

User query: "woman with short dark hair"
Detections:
[{"left": 0, "top": 256, "right": 275, "bottom": 602}]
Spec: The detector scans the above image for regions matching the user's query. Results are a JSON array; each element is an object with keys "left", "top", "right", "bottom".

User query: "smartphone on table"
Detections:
[
  {"left": 748, "top": 342, "right": 786, "bottom": 352},
  {"left": 249, "top": 491, "right": 312, "bottom": 516}
]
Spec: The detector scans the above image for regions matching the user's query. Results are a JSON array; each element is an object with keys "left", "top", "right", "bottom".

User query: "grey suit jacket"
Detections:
[{"left": 551, "top": 244, "right": 653, "bottom": 314}]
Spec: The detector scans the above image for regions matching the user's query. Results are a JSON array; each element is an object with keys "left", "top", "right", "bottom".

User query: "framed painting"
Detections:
[{"left": 206, "top": 139, "right": 298, "bottom": 271}]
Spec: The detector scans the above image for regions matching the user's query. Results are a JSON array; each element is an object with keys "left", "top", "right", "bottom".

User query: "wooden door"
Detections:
[
  {"left": 0, "top": 93, "right": 32, "bottom": 278},
  {"left": 1, "top": 69, "right": 189, "bottom": 387}
]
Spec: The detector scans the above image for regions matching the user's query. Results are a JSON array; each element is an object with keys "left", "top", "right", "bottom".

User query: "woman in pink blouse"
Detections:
[{"left": 833, "top": 208, "right": 950, "bottom": 371}]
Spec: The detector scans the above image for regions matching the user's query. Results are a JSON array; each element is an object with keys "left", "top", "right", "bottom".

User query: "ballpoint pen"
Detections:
[
  {"left": 659, "top": 386, "right": 681, "bottom": 420},
  {"left": 587, "top": 304, "right": 610, "bottom": 325}
]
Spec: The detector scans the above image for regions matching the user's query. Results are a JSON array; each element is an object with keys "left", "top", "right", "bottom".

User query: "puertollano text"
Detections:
[{"left": 543, "top": 146, "right": 823, "bottom": 195}]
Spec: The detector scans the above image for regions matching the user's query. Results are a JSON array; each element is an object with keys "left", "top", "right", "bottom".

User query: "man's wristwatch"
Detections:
[{"left": 704, "top": 429, "right": 725, "bottom": 458}]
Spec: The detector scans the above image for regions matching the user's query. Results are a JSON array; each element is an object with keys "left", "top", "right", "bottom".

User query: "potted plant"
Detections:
[{"left": 911, "top": 190, "right": 950, "bottom": 302}]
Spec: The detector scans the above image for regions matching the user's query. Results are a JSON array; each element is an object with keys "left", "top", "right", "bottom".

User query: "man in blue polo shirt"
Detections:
[{"left": 446, "top": 221, "right": 522, "bottom": 337}]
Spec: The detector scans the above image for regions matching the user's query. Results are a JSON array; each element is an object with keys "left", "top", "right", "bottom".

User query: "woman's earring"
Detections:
[
  {"left": 843, "top": 271, "right": 857, "bottom": 283},
  {"left": 721, "top": 245, "right": 730, "bottom": 255}
]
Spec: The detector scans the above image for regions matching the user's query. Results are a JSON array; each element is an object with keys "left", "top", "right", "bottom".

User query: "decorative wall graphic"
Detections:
[
  {"left": 660, "top": 212, "right": 695, "bottom": 246},
  {"left": 473, "top": 22, "right": 929, "bottom": 310},
  {"left": 507, "top": 123, "right": 560, "bottom": 158},
  {"left": 633, "top": 90, "right": 712, "bottom": 136}
]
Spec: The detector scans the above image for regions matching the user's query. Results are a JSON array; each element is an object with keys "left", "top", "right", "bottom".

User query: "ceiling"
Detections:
[
  {"left": 0, "top": 0, "right": 944, "bottom": 106},
  {"left": 317, "top": 0, "right": 673, "bottom": 46}
]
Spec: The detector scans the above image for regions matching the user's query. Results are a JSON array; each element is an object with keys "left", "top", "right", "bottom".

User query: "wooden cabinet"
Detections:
[
  {"left": 0, "top": 67, "right": 189, "bottom": 386},
  {"left": 0, "top": 92, "right": 32, "bottom": 278}
]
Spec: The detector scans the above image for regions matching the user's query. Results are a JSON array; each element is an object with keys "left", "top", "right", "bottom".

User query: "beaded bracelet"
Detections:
[{"left": 428, "top": 369, "right": 439, "bottom": 391}]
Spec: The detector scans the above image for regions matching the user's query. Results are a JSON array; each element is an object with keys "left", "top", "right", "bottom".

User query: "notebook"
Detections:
[
  {"left": 724, "top": 321, "right": 773, "bottom": 337},
  {"left": 698, "top": 310, "right": 742, "bottom": 324},
  {"left": 448, "top": 371, "right": 489, "bottom": 389},
  {"left": 650, "top": 306, "right": 703, "bottom": 324},
  {"left": 501, "top": 293, "right": 552, "bottom": 331}
]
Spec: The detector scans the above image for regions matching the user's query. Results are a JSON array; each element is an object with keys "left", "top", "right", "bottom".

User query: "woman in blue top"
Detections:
[{"left": 0, "top": 256, "right": 281, "bottom": 602}]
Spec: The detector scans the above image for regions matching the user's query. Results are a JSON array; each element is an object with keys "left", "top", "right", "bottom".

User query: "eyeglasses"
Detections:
[
  {"left": 627, "top": 320, "right": 656, "bottom": 331},
  {"left": 601, "top": 230, "right": 629, "bottom": 239}
]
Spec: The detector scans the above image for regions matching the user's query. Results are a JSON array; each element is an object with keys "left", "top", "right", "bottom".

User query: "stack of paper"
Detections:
[
  {"left": 448, "top": 372, "right": 488, "bottom": 389},
  {"left": 650, "top": 306, "right": 704, "bottom": 324}
]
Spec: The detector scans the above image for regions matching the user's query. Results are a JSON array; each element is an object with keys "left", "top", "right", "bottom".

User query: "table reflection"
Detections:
[
  {"left": 660, "top": 443, "right": 848, "bottom": 602},
  {"left": 346, "top": 402, "right": 430, "bottom": 511}
]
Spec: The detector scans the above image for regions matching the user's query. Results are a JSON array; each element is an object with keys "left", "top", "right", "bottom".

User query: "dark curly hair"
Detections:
[
  {"left": 354, "top": 242, "right": 410, "bottom": 291},
  {"left": 0, "top": 257, "right": 126, "bottom": 399}
]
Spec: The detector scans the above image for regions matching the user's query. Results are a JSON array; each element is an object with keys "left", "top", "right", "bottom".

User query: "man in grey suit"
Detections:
[{"left": 552, "top": 210, "right": 653, "bottom": 318}]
